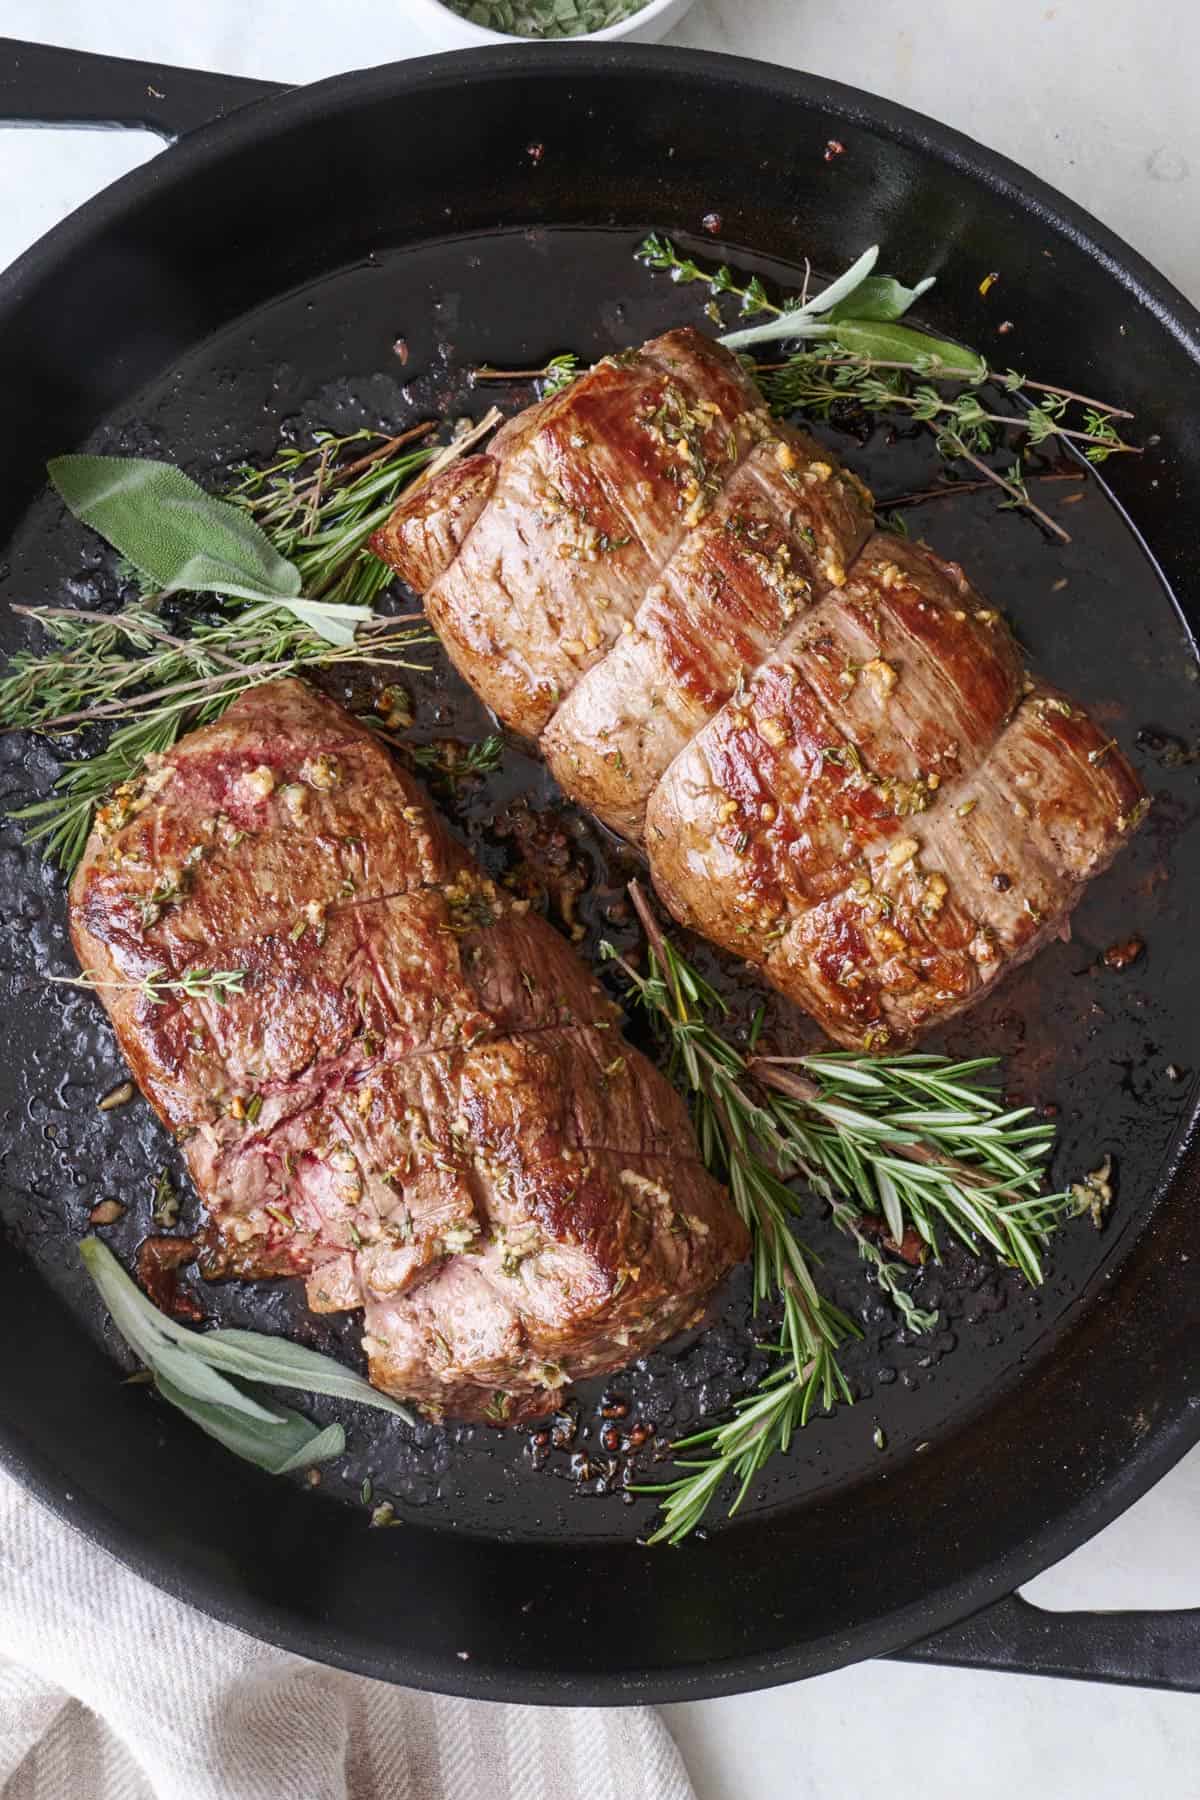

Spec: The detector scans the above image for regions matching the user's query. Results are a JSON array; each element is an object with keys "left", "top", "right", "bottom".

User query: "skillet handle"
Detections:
[
  {"left": 894, "top": 1591, "right": 1200, "bottom": 1692},
  {"left": 0, "top": 37, "right": 285, "bottom": 142}
]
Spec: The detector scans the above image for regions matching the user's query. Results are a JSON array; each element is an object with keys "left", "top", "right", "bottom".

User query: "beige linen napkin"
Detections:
[{"left": 0, "top": 1472, "right": 694, "bottom": 1800}]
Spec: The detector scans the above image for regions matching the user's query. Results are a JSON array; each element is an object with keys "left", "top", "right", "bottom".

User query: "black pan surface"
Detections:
[{"left": 0, "top": 46, "right": 1198, "bottom": 1702}]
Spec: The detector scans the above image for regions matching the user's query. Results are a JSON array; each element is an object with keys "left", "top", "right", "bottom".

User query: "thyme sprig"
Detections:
[
  {"left": 636, "top": 231, "right": 786, "bottom": 321},
  {"left": 474, "top": 352, "right": 580, "bottom": 394},
  {"left": 50, "top": 966, "right": 248, "bottom": 1007},
  {"left": 757, "top": 358, "right": 1137, "bottom": 468},
  {"left": 645, "top": 230, "right": 1132, "bottom": 430},
  {"left": 635, "top": 234, "right": 1138, "bottom": 536},
  {"left": 608, "top": 884, "right": 1090, "bottom": 1542},
  {"left": 877, "top": 469, "right": 1084, "bottom": 511},
  {"left": 408, "top": 733, "right": 505, "bottom": 780}
]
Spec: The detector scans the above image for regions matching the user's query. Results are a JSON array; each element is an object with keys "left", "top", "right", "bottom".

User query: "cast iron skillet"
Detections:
[{"left": 1, "top": 37, "right": 1199, "bottom": 1701}]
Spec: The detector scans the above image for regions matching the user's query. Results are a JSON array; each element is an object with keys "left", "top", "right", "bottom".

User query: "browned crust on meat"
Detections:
[
  {"left": 370, "top": 453, "right": 496, "bottom": 594},
  {"left": 646, "top": 548, "right": 1144, "bottom": 1047},
  {"left": 69, "top": 679, "right": 746, "bottom": 1421},
  {"left": 371, "top": 329, "right": 767, "bottom": 740},
  {"left": 371, "top": 329, "right": 1147, "bottom": 1048},
  {"left": 541, "top": 429, "right": 873, "bottom": 839}
]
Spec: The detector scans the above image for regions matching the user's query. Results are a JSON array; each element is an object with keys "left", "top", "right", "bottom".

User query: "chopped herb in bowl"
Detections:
[{"left": 444, "top": 0, "right": 650, "bottom": 36}]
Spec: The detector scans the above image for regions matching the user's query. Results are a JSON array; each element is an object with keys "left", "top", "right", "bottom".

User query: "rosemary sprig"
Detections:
[
  {"left": 617, "top": 888, "right": 1076, "bottom": 1280},
  {"left": 3, "top": 604, "right": 433, "bottom": 872},
  {"left": 635, "top": 1357, "right": 832, "bottom": 1545},
  {"left": 4, "top": 603, "right": 351, "bottom": 734},
  {"left": 601, "top": 908, "right": 859, "bottom": 1357},
  {"left": 407, "top": 733, "right": 504, "bottom": 780},
  {"left": 747, "top": 1053, "right": 1082, "bottom": 1286},
  {"left": 227, "top": 425, "right": 438, "bottom": 608},
  {"left": 10, "top": 706, "right": 186, "bottom": 874},
  {"left": 608, "top": 885, "right": 1091, "bottom": 1542},
  {"left": 49, "top": 966, "right": 248, "bottom": 1007}
]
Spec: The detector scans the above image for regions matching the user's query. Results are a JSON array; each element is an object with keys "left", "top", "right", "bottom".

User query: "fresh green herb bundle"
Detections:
[
  {"left": 227, "top": 423, "right": 438, "bottom": 609},
  {"left": 606, "top": 886, "right": 1101, "bottom": 1543},
  {"left": 635, "top": 233, "right": 1138, "bottom": 539},
  {"left": 1, "top": 433, "right": 440, "bottom": 871},
  {"left": 445, "top": 0, "right": 648, "bottom": 37}
]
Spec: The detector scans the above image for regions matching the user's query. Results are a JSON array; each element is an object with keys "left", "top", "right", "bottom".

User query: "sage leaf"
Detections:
[
  {"left": 273, "top": 1422, "right": 347, "bottom": 1473},
  {"left": 190, "top": 1326, "right": 415, "bottom": 1423},
  {"left": 274, "top": 599, "right": 373, "bottom": 647},
  {"left": 719, "top": 246, "right": 879, "bottom": 351},
  {"left": 156, "top": 1373, "right": 346, "bottom": 1474},
  {"left": 81, "top": 1237, "right": 283, "bottom": 1422},
  {"left": 797, "top": 244, "right": 881, "bottom": 317},
  {"left": 830, "top": 319, "right": 986, "bottom": 380},
  {"left": 49, "top": 456, "right": 301, "bottom": 603},
  {"left": 47, "top": 456, "right": 368, "bottom": 647},
  {"left": 719, "top": 314, "right": 833, "bottom": 352},
  {"left": 80, "top": 1237, "right": 412, "bottom": 1477},
  {"left": 825, "top": 273, "right": 936, "bottom": 323}
]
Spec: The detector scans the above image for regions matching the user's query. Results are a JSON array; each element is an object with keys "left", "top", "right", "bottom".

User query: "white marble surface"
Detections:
[{"left": 2, "top": 4, "right": 1199, "bottom": 1795}]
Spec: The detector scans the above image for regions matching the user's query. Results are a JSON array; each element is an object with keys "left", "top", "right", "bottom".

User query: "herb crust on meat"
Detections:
[
  {"left": 373, "top": 328, "right": 1147, "bottom": 1048},
  {"left": 68, "top": 679, "right": 746, "bottom": 1423}
]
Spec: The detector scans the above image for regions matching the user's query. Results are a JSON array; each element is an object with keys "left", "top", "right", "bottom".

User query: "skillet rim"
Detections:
[{"left": 1, "top": 42, "right": 1198, "bottom": 1702}]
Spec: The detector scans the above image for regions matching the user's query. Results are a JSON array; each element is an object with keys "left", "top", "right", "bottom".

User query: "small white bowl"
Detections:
[{"left": 406, "top": 0, "right": 697, "bottom": 51}]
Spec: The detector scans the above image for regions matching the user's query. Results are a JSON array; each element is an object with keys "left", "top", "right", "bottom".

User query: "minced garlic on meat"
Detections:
[
  {"left": 300, "top": 753, "right": 340, "bottom": 790},
  {"left": 618, "top": 1168, "right": 672, "bottom": 1210},
  {"left": 863, "top": 657, "right": 898, "bottom": 699},
  {"left": 885, "top": 835, "right": 920, "bottom": 868},
  {"left": 279, "top": 782, "right": 308, "bottom": 824},
  {"left": 241, "top": 764, "right": 275, "bottom": 801}
]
